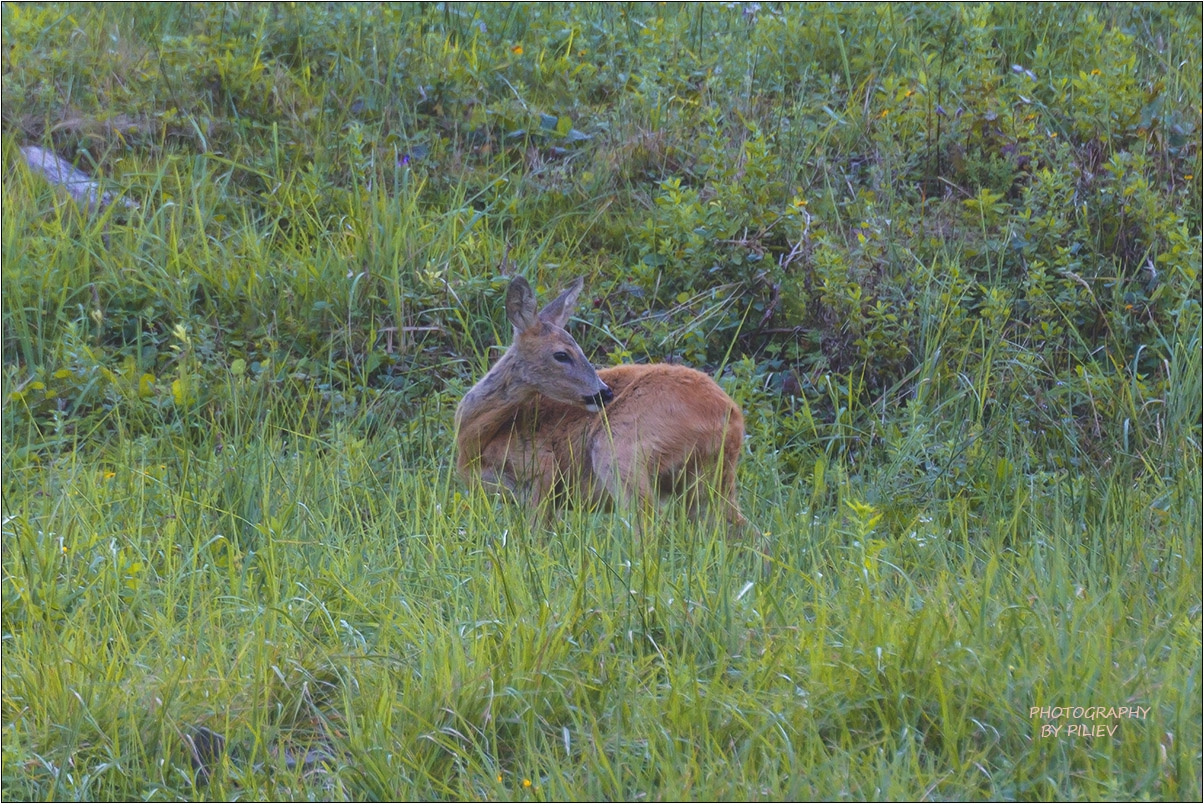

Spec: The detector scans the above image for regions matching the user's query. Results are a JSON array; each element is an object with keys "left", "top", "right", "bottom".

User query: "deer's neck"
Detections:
[{"left": 455, "top": 350, "right": 532, "bottom": 472}]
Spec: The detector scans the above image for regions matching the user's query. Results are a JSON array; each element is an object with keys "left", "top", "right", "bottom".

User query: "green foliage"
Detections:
[{"left": 2, "top": 2, "right": 1201, "bottom": 800}]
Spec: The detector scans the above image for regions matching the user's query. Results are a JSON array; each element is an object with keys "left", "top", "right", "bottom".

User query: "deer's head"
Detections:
[{"left": 505, "top": 277, "right": 612, "bottom": 412}]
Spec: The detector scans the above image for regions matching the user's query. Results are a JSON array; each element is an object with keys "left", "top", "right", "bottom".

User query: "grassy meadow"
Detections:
[{"left": 2, "top": 3, "right": 1201, "bottom": 799}]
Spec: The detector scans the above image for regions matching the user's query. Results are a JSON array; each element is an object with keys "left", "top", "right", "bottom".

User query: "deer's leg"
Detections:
[
  {"left": 719, "top": 459, "right": 748, "bottom": 530},
  {"left": 523, "top": 450, "right": 561, "bottom": 529},
  {"left": 667, "top": 449, "right": 743, "bottom": 528},
  {"left": 590, "top": 437, "right": 656, "bottom": 521}
]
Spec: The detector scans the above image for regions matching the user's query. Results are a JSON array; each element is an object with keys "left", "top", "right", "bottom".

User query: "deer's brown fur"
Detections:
[{"left": 455, "top": 277, "right": 746, "bottom": 527}]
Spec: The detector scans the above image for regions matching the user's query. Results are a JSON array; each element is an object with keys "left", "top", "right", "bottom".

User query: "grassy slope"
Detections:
[{"left": 2, "top": 3, "right": 1201, "bottom": 800}]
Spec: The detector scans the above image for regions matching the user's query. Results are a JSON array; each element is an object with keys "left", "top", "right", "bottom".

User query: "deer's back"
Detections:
[{"left": 591, "top": 363, "right": 743, "bottom": 453}]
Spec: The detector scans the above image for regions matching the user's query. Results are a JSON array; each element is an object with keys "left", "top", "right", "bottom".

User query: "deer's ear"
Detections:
[
  {"left": 538, "top": 277, "right": 584, "bottom": 329},
  {"left": 505, "top": 277, "right": 540, "bottom": 332}
]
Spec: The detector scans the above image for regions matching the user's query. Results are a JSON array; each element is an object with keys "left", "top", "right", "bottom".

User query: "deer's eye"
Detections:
[{"left": 553, "top": 351, "right": 572, "bottom": 364}]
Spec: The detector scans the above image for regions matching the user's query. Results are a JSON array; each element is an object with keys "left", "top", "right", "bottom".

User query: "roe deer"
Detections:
[{"left": 455, "top": 276, "right": 746, "bottom": 528}]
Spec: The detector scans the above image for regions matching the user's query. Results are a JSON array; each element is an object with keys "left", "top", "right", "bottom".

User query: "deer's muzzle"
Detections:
[{"left": 583, "top": 386, "right": 613, "bottom": 412}]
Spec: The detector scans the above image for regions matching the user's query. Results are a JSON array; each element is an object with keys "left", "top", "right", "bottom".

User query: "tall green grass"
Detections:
[
  {"left": 3, "top": 383, "right": 1198, "bottom": 798},
  {"left": 3, "top": 2, "right": 1201, "bottom": 800}
]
